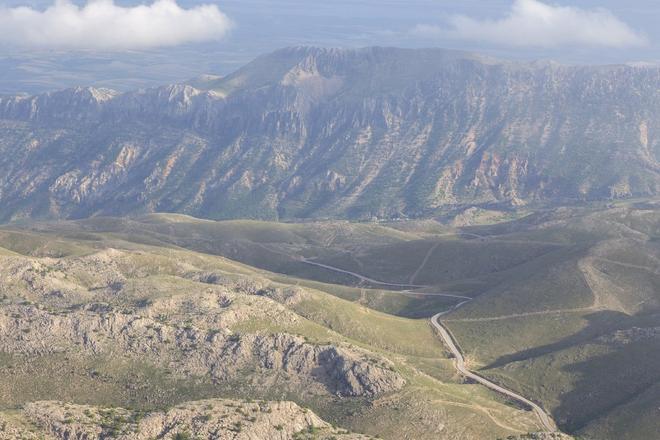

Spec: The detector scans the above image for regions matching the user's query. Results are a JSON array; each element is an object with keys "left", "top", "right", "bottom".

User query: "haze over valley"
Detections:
[{"left": 0, "top": 1, "right": 658, "bottom": 439}]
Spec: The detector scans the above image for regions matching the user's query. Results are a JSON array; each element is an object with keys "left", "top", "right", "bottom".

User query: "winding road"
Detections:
[
  {"left": 430, "top": 313, "right": 557, "bottom": 432},
  {"left": 300, "top": 256, "right": 558, "bottom": 433},
  {"left": 300, "top": 258, "right": 424, "bottom": 288}
]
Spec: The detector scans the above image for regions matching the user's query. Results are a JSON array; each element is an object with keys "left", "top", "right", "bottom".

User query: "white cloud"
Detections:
[
  {"left": 414, "top": 0, "right": 646, "bottom": 48},
  {"left": 0, "top": 0, "right": 233, "bottom": 50}
]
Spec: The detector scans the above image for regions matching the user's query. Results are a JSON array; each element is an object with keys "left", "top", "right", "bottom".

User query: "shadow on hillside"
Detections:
[
  {"left": 484, "top": 310, "right": 660, "bottom": 432},
  {"left": 485, "top": 310, "right": 630, "bottom": 369},
  {"left": 553, "top": 334, "right": 660, "bottom": 432}
]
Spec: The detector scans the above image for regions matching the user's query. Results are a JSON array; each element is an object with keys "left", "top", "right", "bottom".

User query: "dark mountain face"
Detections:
[{"left": 1, "top": 47, "right": 660, "bottom": 221}]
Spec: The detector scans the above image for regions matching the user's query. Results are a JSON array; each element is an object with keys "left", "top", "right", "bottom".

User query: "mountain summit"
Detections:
[{"left": 1, "top": 47, "right": 659, "bottom": 221}]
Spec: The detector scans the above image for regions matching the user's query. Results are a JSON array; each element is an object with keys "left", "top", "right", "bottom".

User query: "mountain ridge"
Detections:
[{"left": 1, "top": 46, "right": 660, "bottom": 221}]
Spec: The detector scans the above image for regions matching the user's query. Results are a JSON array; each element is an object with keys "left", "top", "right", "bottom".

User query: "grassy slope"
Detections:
[
  {"left": 438, "top": 209, "right": 660, "bottom": 437},
  {"left": 3, "top": 205, "right": 659, "bottom": 439},
  {"left": 171, "top": 209, "right": 656, "bottom": 438},
  {"left": 0, "top": 225, "right": 540, "bottom": 440}
]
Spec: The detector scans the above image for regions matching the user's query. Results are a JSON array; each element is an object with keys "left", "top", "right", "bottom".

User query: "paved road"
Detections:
[
  {"left": 300, "top": 257, "right": 558, "bottom": 433},
  {"left": 301, "top": 258, "right": 473, "bottom": 300},
  {"left": 301, "top": 258, "right": 425, "bottom": 288},
  {"left": 431, "top": 312, "right": 557, "bottom": 432}
]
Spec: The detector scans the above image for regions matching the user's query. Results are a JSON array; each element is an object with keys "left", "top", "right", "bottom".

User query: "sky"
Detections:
[{"left": 1, "top": 0, "right": 660, "bottom": 94}]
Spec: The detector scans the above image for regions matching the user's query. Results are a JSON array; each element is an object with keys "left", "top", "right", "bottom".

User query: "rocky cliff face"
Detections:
[{"left": 1, "top": 47, "right": 660, "bottom": 221}]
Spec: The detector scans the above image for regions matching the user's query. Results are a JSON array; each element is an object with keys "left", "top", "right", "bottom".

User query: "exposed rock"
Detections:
[
  {"left": 0, "top": 304, "right": 404, "bottom": 397},
  {"left": 6, "top": 399, "right": 372, "bottom": 439},
  {"left": 499, "top": 434, "right": 575, "bottom": 440},
  {"left": 261, "top": 286, "right": 311, "bottom": 306},
  {"left": 0, "top": 243, "right": 405, "bottom": 400},
  {"left": 2, "top": 47, "right": 660, "bottom": 221}
]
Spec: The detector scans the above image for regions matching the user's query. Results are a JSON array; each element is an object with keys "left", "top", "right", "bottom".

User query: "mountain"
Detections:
[{"left": 1, "top": 47, "right": 660, "bottom": 221}]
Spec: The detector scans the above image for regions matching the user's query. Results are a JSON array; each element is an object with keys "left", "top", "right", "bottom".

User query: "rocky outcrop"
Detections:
[
  {"left": 5, "top": 399, "right": 372, "bottom": 439},
  {"left": 499, "top": 434, "right": 574, "bottom": 440},
  {"left": 0, "top": 304, "right": 404, "bottom": 397},
  {"left": 0, "top": 244, "right": 404, "bottom": 399},
  {"left": 1, "top": 47, "right": 660, "bottom": 221}
]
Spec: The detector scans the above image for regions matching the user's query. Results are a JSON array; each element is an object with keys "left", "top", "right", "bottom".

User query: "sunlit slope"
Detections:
[
  {"left": 7, "top": 203, "right": 659, "bottom": 439},
  {"left": 32, "top": 203, "right": 660, "bottom": 440},
  {"left": 0, "top": 223, "right": 541, "bottom": 440}
]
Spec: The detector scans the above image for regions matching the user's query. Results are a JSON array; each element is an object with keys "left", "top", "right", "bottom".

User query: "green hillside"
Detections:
[
  {"left": 2, "top": 202, "right": 658, "bottom": 438},
  {"left": 0, "top": 219, "right": 544, "bottom": 440}
]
